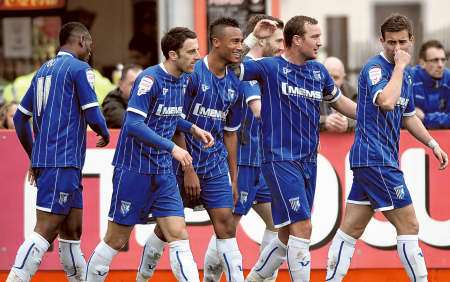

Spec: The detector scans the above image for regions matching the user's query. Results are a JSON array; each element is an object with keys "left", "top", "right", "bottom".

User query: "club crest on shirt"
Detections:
[
  {"left": 58, "top": 192, "right": 69, "bottom": 205},
  {"left": 289, "top": 197, "right": 301, "bottom": 212},
  {"left": 249, "top": 80, "right": 258, "bottom": 86},
  {"left": 369, "top": 66, "right": 382, "bottom": 85},
  {"left": 394, "top": 185, "right": 405, "bottom": 200},
  {"left": 120, "top": 200, "right": 131, "bottom": 216},
  {"left": 137, "top": 76, "right": 154, "bottom": 96},
  {"left": 202, "top": 84, "right": 210, "bottom": 92},
  {"left": 162, "top": 88, "right": 169, "bottom": 95},
  {"left": 240, "top": 191, "right": 248, "bottom": 205},
  {"left": 86, "top": 69, "right": 95, "bottom": 90},
  {"left": 313, "top": 70, "right": 321, "bottom": 81}
]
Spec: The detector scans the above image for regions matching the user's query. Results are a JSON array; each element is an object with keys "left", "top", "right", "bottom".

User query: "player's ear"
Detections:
[
  {"left": 168, "top": 50, "right": 178, "bottom": 61},
  {"left": 212, "top": 37, "right": 220, "bottom": 48}
]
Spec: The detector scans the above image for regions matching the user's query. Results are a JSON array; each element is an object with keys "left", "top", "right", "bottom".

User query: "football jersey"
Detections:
[
  {"left": 237, "top": 55, "right": 262, "bottom": 167},
  {"left": 350, "top": 52, "right": 415, "bottom": 168},
  {"left": 240, "top": 55, "right": 341, "bottom": 163},
  {"left": 113, "top": 63, "right": 189, "bottom": 174},
  {"left": 180, "top": 56, "right": 242, "bottom": 177},
  {"left": 18, "top": 51, "right": 99, "bottom": 168}
]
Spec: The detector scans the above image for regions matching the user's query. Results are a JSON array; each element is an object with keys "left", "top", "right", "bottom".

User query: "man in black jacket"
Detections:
[{"left": 102, "top": 64, "right": 142, "bottom": 128}]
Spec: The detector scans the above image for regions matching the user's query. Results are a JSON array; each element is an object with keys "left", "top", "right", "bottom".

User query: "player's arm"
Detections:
[
  {"left": 177, "top": 118, "right": 214, "bottom": 148},
  {"left": 241, "top": 80, "right": 262, "bottom": 118},
  {"left": 331, "top": 95, "right": 357, "bottom": 119},
  {"left": 14, "top": 85, "right": 35, "bottom": 159},
  {"left": 375, "top": 50, "right": 410, "bottom": 111},
  {"left": 403, "top": 115, "right": 448, "bottom": 169},
  {"left": 75, "top": 67, "right": 110, "bottom": 146}
]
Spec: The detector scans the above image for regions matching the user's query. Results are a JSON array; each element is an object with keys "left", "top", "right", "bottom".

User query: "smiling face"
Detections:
[
  {"left": 212, "top": 26, "right": 243, "bottom": 64},
  {"left": 293, "top": 23, "right": 322, "bottom": 61}
]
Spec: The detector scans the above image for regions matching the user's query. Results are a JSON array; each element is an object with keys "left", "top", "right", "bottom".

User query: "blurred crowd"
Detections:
[{"left": 0, "top": 33, "right": 449, "bottom": 132}]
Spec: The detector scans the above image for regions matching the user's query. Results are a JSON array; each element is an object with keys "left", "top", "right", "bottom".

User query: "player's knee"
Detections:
[
  {"left": 214, "top": 216, "right": 236, "bottom": 238},
  {"left": 164, "top": 227, "right": 189, "bottom": 242},
  {"left": 59, "top": 224, "right": 82, "bottom": 240},
  {"left": 104, "top": 234, "right": 129, "bottom": 251},
  {"left": 397, "top": 218, "right": 419, "bottom": 235},
  {"left": 289, "top": 220, "right": 312, "bottom": 238}
]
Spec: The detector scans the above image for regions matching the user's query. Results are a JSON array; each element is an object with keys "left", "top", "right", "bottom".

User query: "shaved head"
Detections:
[{"left": 324, "top": 57, "right": 345, "bottom": 88}]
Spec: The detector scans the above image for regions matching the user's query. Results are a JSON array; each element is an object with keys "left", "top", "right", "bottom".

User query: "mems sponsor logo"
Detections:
[
  {"left": 192, "top": 103, "right": 227, "bottom": 120},
  {"left": 281, "top": 82, "right": 321, "bottom": 100}
]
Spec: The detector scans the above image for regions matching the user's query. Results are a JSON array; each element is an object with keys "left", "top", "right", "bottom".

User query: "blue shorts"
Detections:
[
  {"left": 347, "top": 166, "right": 412, "bottom": 211},
  {"left": 178, "top": 173, "right": 233, "bottom": 210},
  {"left": 234, "top": 165, "right": 271, "bottom": 216},
  {"left": 108, "top": 168, "right": 184, "bottom": 226},
  {"left": 261, "top": 161, "right": 317, "bottom": 228},
  {"left": 35, "top": 167, "right": 83, "bottom": 215}
]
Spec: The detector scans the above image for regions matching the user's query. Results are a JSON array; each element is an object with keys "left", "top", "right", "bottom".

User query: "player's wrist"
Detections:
[
  {"left": 244, "top": 33, "right": 258, "bottom": 49},
  {"left": 427, "top": 139, "right": 439, "bottom": 150}
]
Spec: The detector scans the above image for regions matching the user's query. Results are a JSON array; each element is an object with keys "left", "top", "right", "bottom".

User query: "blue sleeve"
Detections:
[
  {"left": 127, "top": 74, "right": 156, "bottom": 118},
  {"left": 13, "top": 110, "right": 33, "bottom": 159},
  {"left": 84, "top": 106, "right": 110, "bottom": 139},
  {"left": 17, "top": 78, "right": 35, "bottom": 116},
  {"left": 125, "top": 111, "right": 175, "bottom": 152},
  {"left": 241, "top": 59, "right": 265, "bottom": 83},
  {"left": 365, "top": 64, "right": 389, "bottom": 105},
  {"left": 176, "top": 118, "right": 193, "bottom": 133},
  {"left": 241, "top": 80, "right": 261, "bottom": 104},
  {"left": 321, "top": 64, "right": 341, "bottom": 103},
  {"left": 224, "top": 89, "right": 243, "bottom": 132},
  {"left": 74, "top": 67, "right": 99, "bottom": 110}
]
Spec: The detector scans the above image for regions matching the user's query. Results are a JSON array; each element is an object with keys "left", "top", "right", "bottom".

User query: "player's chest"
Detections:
[
  {"left": 194, "top": 80, "right": 239, "bottom": 110},
  {"left": 150, "top": 84, "right": 186, "bottom": 117},
  {"left": 275, "top": 68, "right": 325, "bottom": 102}
]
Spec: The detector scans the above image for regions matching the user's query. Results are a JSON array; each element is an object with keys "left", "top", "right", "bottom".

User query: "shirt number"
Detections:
[{"left": 36, "top": 75, "right": 52, "bottom": 116}]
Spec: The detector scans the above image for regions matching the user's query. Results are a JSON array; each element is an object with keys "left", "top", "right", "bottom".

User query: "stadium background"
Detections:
[{"left": 0, "top": 0, "right": 449, "bottom": 281}]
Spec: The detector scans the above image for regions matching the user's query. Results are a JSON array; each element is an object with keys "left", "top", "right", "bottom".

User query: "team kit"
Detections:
[{"left": 6, "top": 11, "right": 449, "bottom": 282}]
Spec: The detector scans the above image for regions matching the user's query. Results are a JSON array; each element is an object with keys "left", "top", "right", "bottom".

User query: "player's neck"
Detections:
[
  {"left": 59, "top": 46, "right": 78, "bottom": 58},
  {"left": 163, "top": 60, "right": 182, "bottom": 78},
  {"left": 248, "top": 48, "right": 263, "bottom": 59},
  {"left": 207, "top": 52, "right": 227, "bottom": 78},
  {"left": 284, "top": 48, "right": 306, "bottom": 65}
]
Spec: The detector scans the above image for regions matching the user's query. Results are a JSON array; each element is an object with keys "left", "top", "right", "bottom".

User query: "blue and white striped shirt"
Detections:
[
  {"left": 240, "top": 55, "right": 341, "bottom": 163},
  {"left": 178, "top": 57, "right": 242, "bottom": 177},
  {"left": 350, "top": 52, "right": 415, "bottom": 168},
  {"left": 113, "top": 63, "right": 189, "bottom": 174},
  {"left": 18, "top": 51, "right": 99, "bottom": 169}
]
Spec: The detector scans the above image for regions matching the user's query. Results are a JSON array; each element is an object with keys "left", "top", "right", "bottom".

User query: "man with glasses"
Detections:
[{"left": 412, "top": 40, "right": 450, "bottom": 129}]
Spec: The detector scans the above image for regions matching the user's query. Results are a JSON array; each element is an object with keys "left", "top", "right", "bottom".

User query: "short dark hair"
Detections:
[
  {"left": 161, "top": 27, "right": 197, "bottom": 59},
  {"left": 419, "top": 40, "right": 445, "bottom": 60},
  {"left": 120, "top": 64, "right": 142, "bottom": 81},
  {"left": 59, "top": 22, "right": 89, "bottom": 46},
  {"left": 209, "top": 17, "right": 240, "bottom": 44},
  {"left": 244, "top": 14, "right": 284, "bottom": 37},
  {"left": 283, "top": 16, "right": 318, "bottom": 48},
  {"left": 380, "top": 13, "right": 413, "bottom": 40}
]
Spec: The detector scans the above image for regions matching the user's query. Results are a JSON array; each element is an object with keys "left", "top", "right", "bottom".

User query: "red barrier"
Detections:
[{"left": 1, "top": 130, "right": 449, "bottom": 270}]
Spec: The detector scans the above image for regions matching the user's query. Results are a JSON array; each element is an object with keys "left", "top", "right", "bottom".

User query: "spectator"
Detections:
[
  {"left": 128, "top": 33, "right": 158, "bottom": 68},
  {"left": 101, "top": 64, "right": 142, "bottom": 128},
  {"left": 320, "top": 56, "right": 357, "bottom": 132},
  {"left": 0, "top": 101, "right": 18, "bottom": 129},
  {"left": 412, "top": 40, "right": 450, "bottom": 129}
]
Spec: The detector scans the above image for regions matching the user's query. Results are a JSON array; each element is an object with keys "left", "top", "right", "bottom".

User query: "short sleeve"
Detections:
[
  {"left": 365, "top": 64, "right": 389, "bottom": 105},
  {"left": 224, "top": 89, "right": 243, "bottom": 132},
  {"left": 127, "top": 74, "right": 156, "bottom": 118},
  {"left": 321, "top": 65, "right": 341, "bottom": 103},
  {"left": 240, "top": 80, "right": 261, "bottom": 104},
  {"left": 75, "top": 67, "right": 99, "bottom": 110},
  {"left": 18, "top": 77, "right": 35, "bottom": 116},
  {"left": 241, "top": 59, "right": 266, "bottom": 83}
]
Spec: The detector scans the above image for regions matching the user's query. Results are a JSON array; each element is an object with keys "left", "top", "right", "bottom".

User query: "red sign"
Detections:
[
  {"left": 0, "top": 0, "right": 65, "bottom": 10},
  {"left": 0, "top": 130, "right": 449, "bottom": 270}
]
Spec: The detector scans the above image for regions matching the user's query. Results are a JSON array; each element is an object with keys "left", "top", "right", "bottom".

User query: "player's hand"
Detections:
[
  {"left": 96, "top": 135, "right": 109, "bottom": 147},
  {"left": 433, "top": 145, "right": 448, "bottom": 170},
  {"left": 183, "top": 166, "right": 201, "bottom": 202},
  {"left": 27, "top": 166, "right": 38, "bottom": 186},
  {"left": 253, "top": 19, "right": 278, "bottom": 39},
  {"left": 191, "top": 125, "right": 214, "bottom": 148},
  {"left": 394, "top": 49, "right": 411, "bottom": 69},
  {"left": 231, "top": 180, "right": 239, "bottom": 206},
  {"left": 172, "top": 145, "right": 193, "bottom": 168},
  {"left": 324, "top": 113, "right": 348, "bottom": 133}
]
